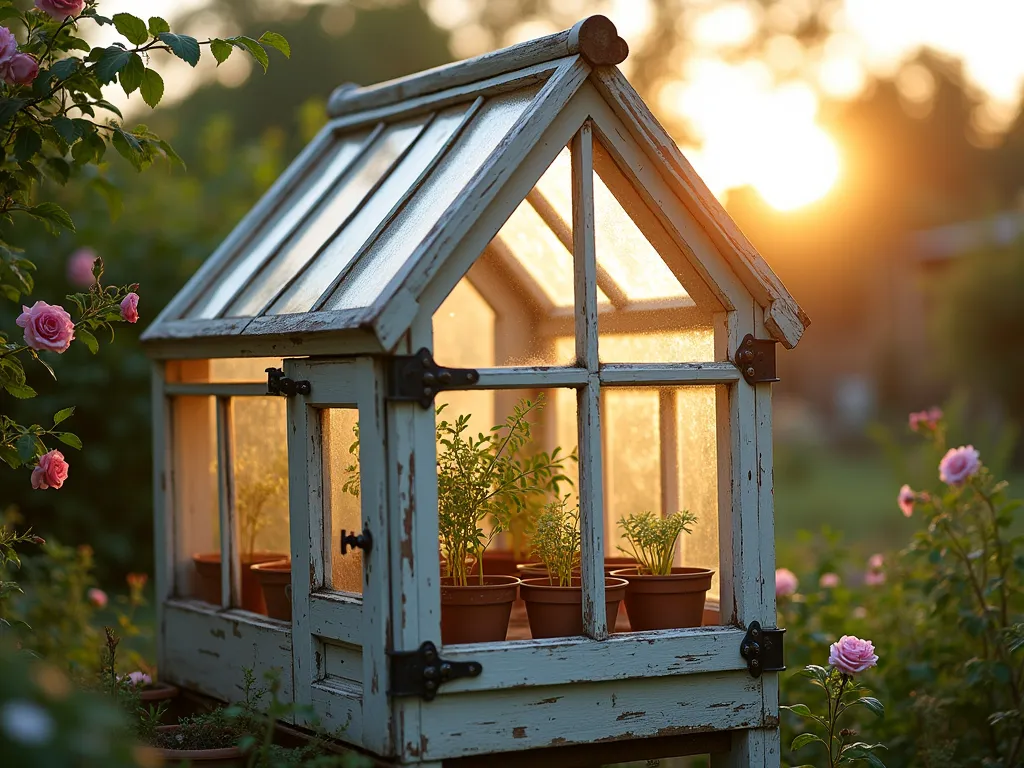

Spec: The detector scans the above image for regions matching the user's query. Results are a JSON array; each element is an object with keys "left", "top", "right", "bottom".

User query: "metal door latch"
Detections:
[
  {"left": 266, "top": 367, "right": 311, "bottom": 397},
  {"left": 389, "top": 641, "right": 482, "bottom": 701},
  {"left": 740, "top": 621, "right": 785, "bottom": 678},
  {"left": 733, "top": 335, "right": 779, "bottom": 386},
  {"left": 340, "top": 527, "right": 372, "bottom": 556}
]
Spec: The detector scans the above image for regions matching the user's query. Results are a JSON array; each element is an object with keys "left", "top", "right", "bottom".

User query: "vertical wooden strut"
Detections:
[{"left": 572, "top": 120, "right": 607, "bottom": 640}]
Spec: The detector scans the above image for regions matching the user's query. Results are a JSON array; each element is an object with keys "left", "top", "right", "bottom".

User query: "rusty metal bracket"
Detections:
[
  {"left": 266, "top": 367, "right": 310, "bottom": 397},
  {"left": 733, "top": 335, "right": 779, "bottom": 385},
  {"left": 740, "top": 621, "right": 786, "bottom": 678},
  {"left": 387, "top": 348, "right": 480, "bottom": 409},
  {"left": 389, "top": 641, "right": 482, "bottom": 701}
]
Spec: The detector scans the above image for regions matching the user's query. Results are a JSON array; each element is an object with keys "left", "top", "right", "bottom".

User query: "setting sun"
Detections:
[{"left": 750, "top": 123, "right": 842, "bottom": 211}]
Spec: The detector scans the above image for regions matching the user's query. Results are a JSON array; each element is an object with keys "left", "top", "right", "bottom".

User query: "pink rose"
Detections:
[
  {"left": 87, "top": 588, "right": 108, "bottom": 609},
  {"left": 127, "top": 671, "right": 152, "bottom": 687},
  {"left": 2, "top": 53, "right": 38, "bottom": 86},
  {"left": 34, "top": 0, "right": 85, "bottom": 20},
  {"left": 864, "top": 569, "right": 886, "bottom": 586},
  {"left": 0, "top": 26, "right": 17, "bottom": 68},
  {"left": 939, "top": 445, "right": 981, "bottom": 486},
  {"left": 120, "top": 292, "right": 139, "bottom": 324},
  {"left": 16, "top": 301, "right": 75, "bottom": 353},
  {"left": 66, "top": 248, "right": 97, "bottom": 287},
  {"left": 31, "top": 449, "right": 69, "bottom": 490},
  {"left": 828, "top": 635, "right": 879, "bottom": 675},
  {"left": 819, "top": 572, "right": 840, "bottom": 589},
  {"left": 898, "top": 484, "right": 916, "bottom": 517},
  {"left": 868, "top": 553, "right": 884, "bottom": 570},
  {"left": 909, "top": 407, "right": 943, "bottom": 432},
  {"left": 775, "top": 567, "right": 798, "bottom": 597}
]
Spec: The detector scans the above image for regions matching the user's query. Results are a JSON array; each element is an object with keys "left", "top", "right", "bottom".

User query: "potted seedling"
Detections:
[
  {"left": 194, "top": 445, "right": 289, "bottom": 614},
  {"left": 519, "top": 497, "right": 628, "bottom": 639},
  {"left": 437, "top": 396, "right": 571, "bottom": 644},
  {"left": 611, "top": 510, "right": 714, "bottom": 630}
]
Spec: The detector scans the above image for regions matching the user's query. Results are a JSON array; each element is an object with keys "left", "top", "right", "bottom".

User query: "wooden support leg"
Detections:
[{"left": 710, "top": 727, "right": 781, "bottom": 768}]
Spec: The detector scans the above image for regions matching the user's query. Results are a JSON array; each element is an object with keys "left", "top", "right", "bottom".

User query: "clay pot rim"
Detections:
[
  {"left": 520, "top": 576, "right": 628, "bottom": 592},
  {"left": 138, "top": 681, "right": 179, "bottom": 700},
  {"left": 250, "top": 559, "right": 291, "bottom": 574},
  {"left": 193, "top": 551, "right": 288, "bottom": 564},
  {"left": 153, "top": 724, "right": 245, "bottom": 758},
  {"left": 610, "top": 567, "right": 716, "bottom": 582},
  {"left": 440, "top": 575, "right": 521, "bottom": 589}
]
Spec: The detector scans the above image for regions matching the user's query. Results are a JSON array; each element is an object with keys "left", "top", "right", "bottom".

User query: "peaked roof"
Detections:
[{"left": 143, "top": 16, "right": 807, "bottom": 356}]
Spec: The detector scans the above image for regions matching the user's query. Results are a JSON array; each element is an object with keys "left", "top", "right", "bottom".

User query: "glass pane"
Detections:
[
  {"left": 231, "top": 118, "right": 432, "bottom": 317},
  {"left": 599, "top": 330, "right": 715, "bottom": 363},
  {"left": 208, "top": 357, "right": 282, "bottom": 382},
  {"left": 603, "top": 386, "right": 723, "bottom": 629},
  {"left": 434, "top": 278, "right": 495, "bottom": 367},
  {"left": 191, "top": 130, "right": 373, "bottom": 320},
  {"left": 327, "top": 87, "right": 542, "bottom": 312},
  {"left": 498, "top": 202, "right": 574, "bottom": 308},
  {"left": 172, "top": 396, "right": 219, "bottom": 603},
  {"left": 271, "top": 106, "right": 469, "bottom": 316},
  {"left": 232, "top": 398, "right": 290, "bottom": 614},
  {"left": 594, "top": 171, "right": 688, "bottom": 301},
  {"left": 323, "top": 409, "right": 363, "bottom": 595}
]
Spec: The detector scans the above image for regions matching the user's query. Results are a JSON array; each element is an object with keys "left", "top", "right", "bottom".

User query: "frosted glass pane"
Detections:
[
  {"left": 271, "top": 107, "right": 468, "bottom": 316},
  {"left": 327, "top": 88, "right": 541, "bottom": 312},
  {"left": 231, "top": 118, "right": 430, "bottom": 317},
  {"left": 232, "top": 398, "right": 290, "bottom": 559},
  {"left": 324, "top": 409, "right": 363, "bottom": 595},
  {"left": 599, "top": 329, "right": 714, "bottom": 363},
  {"left": 191, "top": 130, "right": 373, "bottom": 319},
  {"left": 172, "top": 396, "right": 218, "bottom": 601},
  {"left": 604, "top": 389, "right": 661, "bottom": 558},
  {"left": 594, "top": 172, "right": 688, "bottom": 301},
  {"left": 208, "top": 357, "right": 281, "bottom": 382},
  {"left": 534, "top": 147, "right": 572, "bottom": 224},
  {"left": 498, "top": 203, "right": 574, "bottom": 307},
  {"left": 434, "top": 278, "right": 494, "bottom": 367}
]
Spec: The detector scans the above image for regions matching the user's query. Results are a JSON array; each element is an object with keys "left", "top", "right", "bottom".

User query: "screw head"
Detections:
[
  {"left": 438, "top": 371, "right": 452, "bottom": 385},
  {"left": 746, "top": 366, "right": 755, "bottom": 378},
  {"left": 423, "top": 373, "right": 437, "bottom": 386}
]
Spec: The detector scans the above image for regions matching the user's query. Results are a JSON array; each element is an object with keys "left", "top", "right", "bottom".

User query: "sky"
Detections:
[{"left": 92, "top": 0, "right": 1024, "bottom": 212}]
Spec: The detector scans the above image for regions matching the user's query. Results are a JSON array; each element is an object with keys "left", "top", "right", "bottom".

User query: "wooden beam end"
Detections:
[{"left": 569, "top": 15, "right": 629, "bottom": 67}]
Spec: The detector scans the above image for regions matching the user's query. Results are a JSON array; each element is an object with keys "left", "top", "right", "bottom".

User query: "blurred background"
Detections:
[{"left": 4, "top": 0, "right": 1024, "bottom": 582}]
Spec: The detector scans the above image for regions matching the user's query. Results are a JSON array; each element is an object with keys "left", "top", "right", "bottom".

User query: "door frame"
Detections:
[{"left": 285, "top": 356, "right": 391, "bottom": 754}]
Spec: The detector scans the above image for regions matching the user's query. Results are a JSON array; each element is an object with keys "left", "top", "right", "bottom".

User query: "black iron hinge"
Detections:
[
  {"left": 389, "top": 641, "right": 482, "bottom": 701},
  {"left": 740, "top": 621, "right": 786, "bottom": 678},
  {"left": 387, "top": 348, "right": 479, "bottom": 409},
  {"left": 733, "top": 335, "right": 780, "bottom": 385},
  {"left": 266, "top": 367, "right": 310, "bottom": 397}
]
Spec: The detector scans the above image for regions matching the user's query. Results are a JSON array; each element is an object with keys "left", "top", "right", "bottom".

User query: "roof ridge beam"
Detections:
[{"left": 327, "top": 15, "right": 627, "bottom": 118}]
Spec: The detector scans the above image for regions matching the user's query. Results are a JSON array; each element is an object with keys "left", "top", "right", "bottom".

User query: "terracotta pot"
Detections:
[
  {"left": 192, "top": 552, "right": 288, "bottom": 614},
  {"left": 250, "top": 559, "right": 292, "bottom": 621},
  {"left": 518, "top": 560, "right": 635, "bottom": 578},
  {"left": 610, "top": 567, "right": 715, "bottom": 630},
  {"left": 139, "top": 681, "right": 179, "bottom": 704},
  {"left": 154, "top": 725, "right": 245, "bottom": 766},
  {"left": 515, "top": 562, "right": 551, "bottom": 580},
  {"left": 519, "top": 577, "right": 628, "bottom": 639},
  {"left": 603, "top": 556, "right": 639, "bottom": 574},
  {"left": 440, "top": 575, "right": 520, "bottom": 644}
]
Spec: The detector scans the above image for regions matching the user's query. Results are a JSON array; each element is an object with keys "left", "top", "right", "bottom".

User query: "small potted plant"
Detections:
[
  {"left": 519, "top": 497, "right": 628, "bottom": 639},
  {"left": 438, "top": 396, "right": 571, "bottom": 644},
  {"left": 611, "top": 510, "right": 714, "bottom": 630},
  {"left": 194, "top": 446, "right": 289, "bottom": 613}
]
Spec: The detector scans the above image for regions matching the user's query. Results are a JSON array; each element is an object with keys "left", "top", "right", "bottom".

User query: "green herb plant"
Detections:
[
  {"left": 617, "top": 510, "right": 698, "bottom": 576},
  {"left": 530, "top": 496, "right": 581, "bottom": 587},
  {"left": 437, "top": 395, "right": 572, "bottom": 586}
]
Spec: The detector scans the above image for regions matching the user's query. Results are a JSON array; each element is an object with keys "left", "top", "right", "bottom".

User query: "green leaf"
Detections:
[
  {"left": 157, "top": 33, "right": 201, "bottom": 67},
  {"left": 111, "top": 128, "right": 143, "bottom": 171},
  {"left": 76, "top": 328, "right": 98, "bottom": 354},
  {"left": 25, "top": 202, "right": 74, "bottom": 234},
  {"left": 94, "top": 45, "right": 132, "bottom": 84},
  {"left": 119, "top": 52, "right": 144, "bottom": 96},
  {"left": 0, "top": 98, "right": 25, "bottom": 126},
  {"left": 229, "top": 36, "right": 269, "bottom": 73},
  {"left": 140, "top": 67, "right": 164, "bottom": 108},
  {"left": 854, "top": 696, "right": 885, "bottom": 718},
  {"left": 50, "top": 116, "right": 82, "bottom": 145},
  {"left": 148, "top": 17, "right": 170, "bottom": 36},
  {"left": 49, "top": 58, "right": 80, "bottom": 82},
  {"left": 56, "top": 433, "right": 83, "bottom": 451},
  {"left": 210, "top": 38, "right": 232, "bottom": 66},
  {"left": 258, "top": 31, "right": 290, "bottom": 58},
  {"left": 0, "top": 444, "right": 22, "bottom": 469},
  {"left": 156, "top": 138, "right": 184, "bottom": 168},
  {"left": 113, "top": 13, "right": 149, "bottom": 45},
  {"left": 781, "top": 703, "right": 813, "bottom": 718},
  {"left": 4, "top": 381, "right": 36, "bottom": 399},
  {"left": 13, "top": 128, "right": 41, "bottom": 163},
  {"left": 53, "top": 407, "right": 75, "bottom": 426},
  {"left": 790, "top": 732, "right": 825, "bottom": 751},
  {"left": 89, "top": 176, "right": 123, "bottom": 220},
  {"left": 15, "top": 434, "right": 37, "bottom": 462},
  {"left": 91, "top": 99, "right": 123, "bottom": 119}
]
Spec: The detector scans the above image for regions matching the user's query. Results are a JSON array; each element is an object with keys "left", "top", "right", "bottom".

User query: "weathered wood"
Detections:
[
  {"left": 144, "top": 326, "right": 383, "bottom": 360},
  {"left": 589, "top": 68, "right": 808, "bottom": 349},
  {"left": 571, "top": 121, "right": 607, "bottom": 641},
  {"left": 310, "top": 680, "right": 363, "bottom": 740},
  {"left": 152, "top": 362, "right": 173, "bottom": 674},
  {"left": 598, "top": 362, "right": 741, "bottom": 386},
  {"left": 307, "top": 594, "right": 362, "bottom": 646},
  {"left": 322, "top": 642, "right": 363, "bottom": 684},
  {"left": 467, "top": 366, "right": 588, "bottom": 389},
  {"left": 712, "top": 727, "right": 781, "bottom": 768},
  {"left": 326, "top": 16, "right": 624, "bottom": 117},
  {"left": 162, "top": 600, "right": 294, "bottom": 706},
  {"left": 415, "top": 671, "right": 762, "bottom": 760},
  {"left": 374, "top": 56, "right": 592, "bottom": 350},
  {"left": 165, "top": 383, "right": 268, "bottom": 397},
  {"left": 434, "top": 625, "right": 750, "bottom": 693}
]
